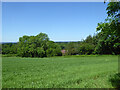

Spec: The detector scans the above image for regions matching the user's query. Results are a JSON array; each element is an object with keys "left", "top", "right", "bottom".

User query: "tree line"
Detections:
[{"left": 1, "top": 2, "right": 120, "bottom": 57}]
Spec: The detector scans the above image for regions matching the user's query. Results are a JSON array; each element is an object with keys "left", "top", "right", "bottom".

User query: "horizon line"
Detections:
[{"left": 0, "top": 40, "right": 84, "bottom": 43}]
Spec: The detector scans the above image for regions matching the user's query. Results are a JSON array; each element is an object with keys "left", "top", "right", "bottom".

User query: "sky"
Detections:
[{"left": 2, "top": 2, "right": 108, "bottom": 42}]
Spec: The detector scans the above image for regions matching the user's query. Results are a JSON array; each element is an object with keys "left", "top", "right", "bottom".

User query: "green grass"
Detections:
[{"left": 2, "top": 55, "right": 118, "bottom": 88}]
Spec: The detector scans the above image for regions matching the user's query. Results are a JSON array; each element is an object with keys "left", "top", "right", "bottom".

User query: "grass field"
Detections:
[{"left": 2, "top": 55, "right": 119, "bottom": 88}]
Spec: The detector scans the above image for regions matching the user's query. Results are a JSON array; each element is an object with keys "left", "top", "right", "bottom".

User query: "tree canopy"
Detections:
[
  {"left": 95, "top": 2, "right": 120, "bottom": 54},
  {"left": 17, "top": 33, "right": 62, "bottom": 57}
]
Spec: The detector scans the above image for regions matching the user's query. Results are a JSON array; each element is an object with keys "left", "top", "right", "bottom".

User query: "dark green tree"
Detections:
[
  {"left": 95, "top": 2, "right": 120, "bottom": 54},
  {"left": 78, "top": 43, "right": 95, "bottom": 55},
  {"left": 84, "top": 35, "right": 93, "bottom": 43},
  {"left": 17, "top": 33, "right": 62, "bottom": 57}
]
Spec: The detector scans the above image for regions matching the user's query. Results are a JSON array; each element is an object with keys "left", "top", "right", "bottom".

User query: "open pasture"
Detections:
[{"left": 2, "top": 55, "right": 118, "bottom": 88}]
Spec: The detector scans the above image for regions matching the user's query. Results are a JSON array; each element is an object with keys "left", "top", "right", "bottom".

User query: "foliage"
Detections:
[
  {"left": 46, "top": 41, "right": 62, "bottom": 57},
  {"left": 65, "top": 42, "right": 78, "bottom": 55},
  {"left": 109, "top": 73, "right": 120, "bottom": 88},
  {"left": 84, "top": 35, "right": 93, "bottom": 44},
  {"left": 78, "top": 43, "right": 95, "bottom": 55},
  {"left": 1, "top": 35, "right": 97, "bottom": 57},
  {"left": 95, "top": 2, "right": 120, "bottom": 54},
  {"left": 2, "top": 43, "right": 18, "bottom": 54},
  {"left": 17, "top": 33, "right": 62, "bottom": 57},
  {"left": 0, "top": 44, "right": 2, "bottom": 54}
]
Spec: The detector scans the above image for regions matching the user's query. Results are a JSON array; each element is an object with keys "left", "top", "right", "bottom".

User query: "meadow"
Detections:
[{"left": 2, "top": 55, "right": 119, "bottom": 88}]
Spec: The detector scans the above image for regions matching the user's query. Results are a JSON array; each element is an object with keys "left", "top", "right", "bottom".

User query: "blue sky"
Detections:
[{"left": 2, "top": 2, "right": 108, "bottom": 42}]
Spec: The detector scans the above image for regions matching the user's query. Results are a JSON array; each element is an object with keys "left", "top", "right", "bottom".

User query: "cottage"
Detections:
[{"left": 61, "top": 49, "right": 67, "bottom": 56}]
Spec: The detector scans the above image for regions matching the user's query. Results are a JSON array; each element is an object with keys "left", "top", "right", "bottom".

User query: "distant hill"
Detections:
[{"left": 0, "top": 41, "right": 81, "bottom": 44}]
